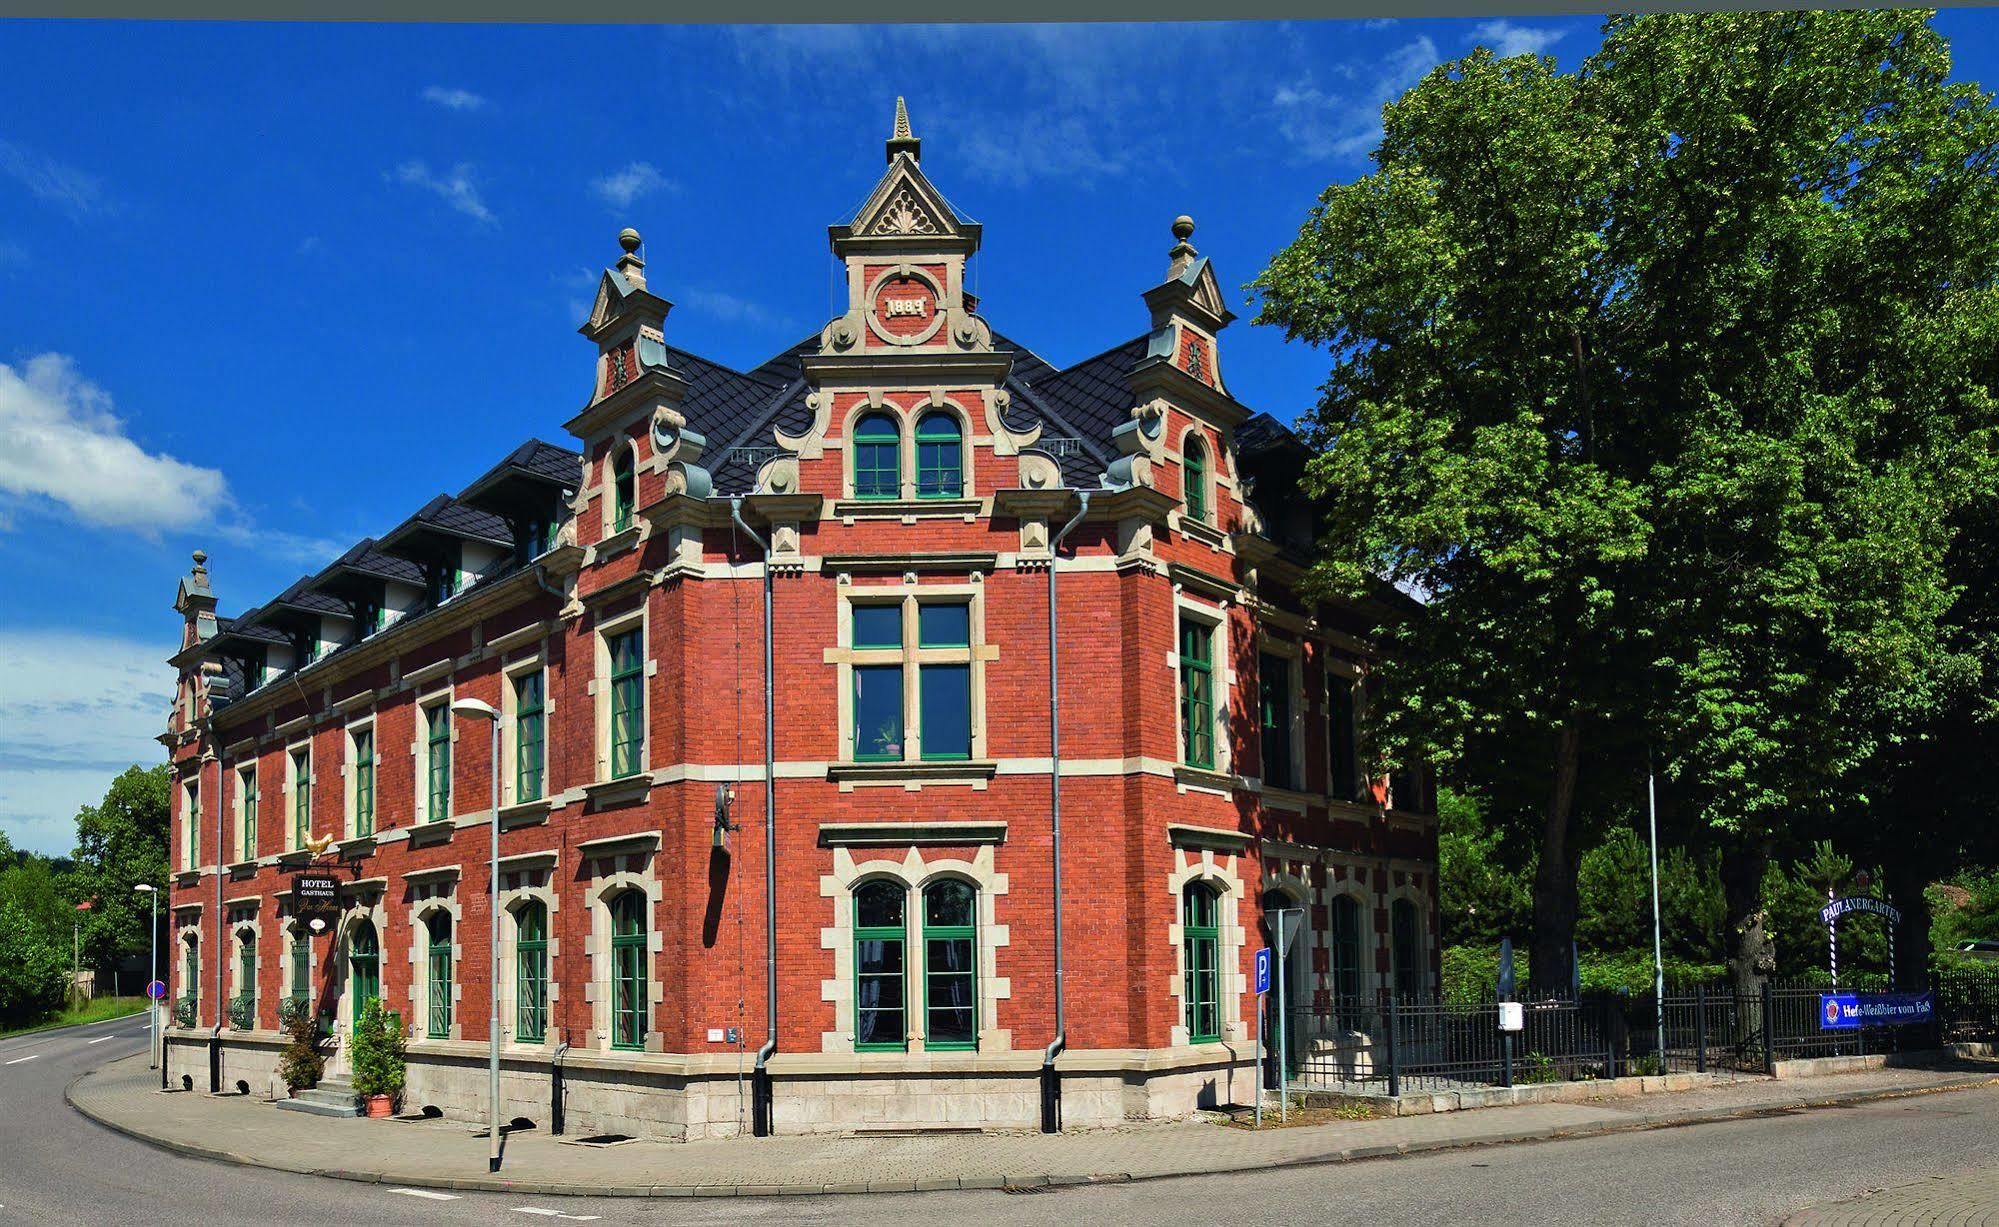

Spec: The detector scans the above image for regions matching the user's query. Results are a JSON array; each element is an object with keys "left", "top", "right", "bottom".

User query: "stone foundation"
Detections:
[{"left": 164, "top": 1030, "right": 1256, "bottom": 1140}]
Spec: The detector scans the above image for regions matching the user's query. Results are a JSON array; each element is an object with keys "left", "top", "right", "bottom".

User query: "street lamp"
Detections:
[
  {"left": 451, "top": 696, "right": 502, "bottom": 1174},
  {"left": 134, "top": 884, "right": 159, "bottom": 1072}
]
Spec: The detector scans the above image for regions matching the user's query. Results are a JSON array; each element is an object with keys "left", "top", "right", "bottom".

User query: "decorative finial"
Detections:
[
  {"left": 191, "top": 549, "right": 207, "bottom": 567},
  {"left": 618, "top": 227, "right": 642, "bottom": 254},
  {"left": 1172, "top": 215, "right": 1196, "bottom": 243},
  {"left": 614, "top": 227, "right": 646, "bottom": 289},
  {"left": 1167, "top": 214, "right": 1200, "bottom": 277},
  {"left": 887, "top": 95, "right": 921, "bottom": 163}
]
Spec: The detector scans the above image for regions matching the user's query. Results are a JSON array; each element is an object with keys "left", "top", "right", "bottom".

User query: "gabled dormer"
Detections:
[{"left": 1139, "top": 215, "right": 1238, "bottom": 397}]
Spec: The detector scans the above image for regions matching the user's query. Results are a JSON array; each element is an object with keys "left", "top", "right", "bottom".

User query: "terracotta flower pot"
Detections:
[{"left": 365, "top": 1094, "right": 394, "bottom": 1119}]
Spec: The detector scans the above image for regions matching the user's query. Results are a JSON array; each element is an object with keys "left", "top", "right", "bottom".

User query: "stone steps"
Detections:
[{"left": 276, "top": 1077, "right": 360, "bottom": 1118}]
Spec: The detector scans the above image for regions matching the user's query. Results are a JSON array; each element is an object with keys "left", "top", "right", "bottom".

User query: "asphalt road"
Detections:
[{"left": 4, "top": 1015, "right": 1995, "bottom": 1226}]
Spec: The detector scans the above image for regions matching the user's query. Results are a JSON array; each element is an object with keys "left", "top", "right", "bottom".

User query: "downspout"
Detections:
[
  {"left": 1040, "top": 490, "right": 1090, "bottom": 1133},
  {"left": 729, "top": 497, "right": 779, "bottom": 1136},
  {"left": 211, "top": 726, "right": 224, "bottom": 1093}
]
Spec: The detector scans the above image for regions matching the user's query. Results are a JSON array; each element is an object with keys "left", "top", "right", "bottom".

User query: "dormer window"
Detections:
[
  {"left": 427, "top": 564, "right": 458, "bottom": 606},
  {"left": 355, "top": 596, "right": 383, "bottom": 638},
  {"left": 915, "top": 411, "right": 963, "bottom": 499},
  {"left": 1184, "top": 435, "right": 1210, "bottom": 523},
  {"left": 610, "top": 447, "right": 635, "bottom": 533},
  {"left": 853, "top": 412, "right": 900, "bottom": 500}
]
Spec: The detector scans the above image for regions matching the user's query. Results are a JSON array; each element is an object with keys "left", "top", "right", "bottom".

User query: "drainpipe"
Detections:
[
  {"left": 729, "top": 497, "right": 779, "bottom": 1137},
  {"left": 550, "top": 1039, "right": 569, "bottom": 1135},
  {"left": 1041, "top": 490, "right": 1090, "bottom": 1133},
  {"left": 532, "top": 563, "right": 565, "bottom": 604},
  {"left": 211, "top": 737, "right": 224, "bottom": 1094}
]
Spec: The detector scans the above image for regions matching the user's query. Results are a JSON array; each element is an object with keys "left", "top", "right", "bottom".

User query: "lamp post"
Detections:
[
  {"left": 134, "top": 884, "right": 159, "bottom": 1069},
  {"left": 451, "top": 697, "right": 502, "bottom": 1174}
]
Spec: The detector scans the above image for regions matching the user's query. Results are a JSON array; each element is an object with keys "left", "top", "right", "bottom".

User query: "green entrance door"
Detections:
[{"left": 348, "top": 919, "right": 379, "bottom": 1027}]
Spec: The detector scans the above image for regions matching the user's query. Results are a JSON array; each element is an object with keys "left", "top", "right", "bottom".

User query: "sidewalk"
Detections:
[{"left": 67, "top": 1055, "right": 1999, "bottom": 1199}]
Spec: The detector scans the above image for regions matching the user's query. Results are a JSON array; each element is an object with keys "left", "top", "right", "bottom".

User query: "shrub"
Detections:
[
  {"left": 349, "top": 999, "right": 406, "bottom": 1103},
  {"left": 277, "top": 1002, "right": 324, "bottom": 1092},
  {"left": 0, "top": 900, "right": 69, "bottom": 1027}
]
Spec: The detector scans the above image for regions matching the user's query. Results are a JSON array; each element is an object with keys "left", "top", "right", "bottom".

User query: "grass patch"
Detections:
[
  {"left": 0, "top": 996, "right": 150, "bottom": 1041},
  {"left": 1216, "top": 1097, "right": 1380, "bottom": 1128}
]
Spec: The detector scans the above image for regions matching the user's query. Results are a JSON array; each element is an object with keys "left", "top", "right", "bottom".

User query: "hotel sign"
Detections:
[{"left": 293, "top": 873, "right": 341, "bottom": 912}]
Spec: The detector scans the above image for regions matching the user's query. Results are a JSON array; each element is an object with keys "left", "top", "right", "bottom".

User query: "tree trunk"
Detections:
[
  {"left": 1722, "top": 835, "right": 1775, "bottom": 996},
  {"left": 1883, "top": 854, "right": 1933, "bottom": 990},
  {"left": 1528, "top": 721, "right": 1584, "bottom": 997}
]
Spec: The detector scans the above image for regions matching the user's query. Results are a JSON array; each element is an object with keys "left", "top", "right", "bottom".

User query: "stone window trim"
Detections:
[
  {"left": 837, "top": 394, "right": 979, "bottom": 503},
  {"left": 1321, "top": 871, "right": 1382, "bottom": 1001},
  {"left": 497, "top": 874, "right": 561, "bottom": 1050},
  {"left": 1169, "top": 592, "right": 1235, "bottom": 776},
  {"left": 284, "top": 740, "right": 313, "bottom": 853},
  {"left": 1323, "top": 657, "right": 1366, "bottom": 806},
  {"left": 330, "top": 889, "right": 391, "bottom": 1044},
  {"left": 1165, "top": 847, "right": 1248, "bottom": 1048},
  {"left": 229, "top": 917, "right": 262, "bottom": 1031},
  {"left": 1385, "top": 878, "right": 1438, "bottom": 998},
  {"left": 281, "top": 911, "right": 320, "bottom": 1007},
  {"left": 234, "top": 763, "right": 258, "bottom": 867},
  {"left": 582, "top": 864, "right": 663, "bottom": 1053},
  {"left": 413, "top": 684, "right": 457, "bottom": 826},
  {"left": 826, "top": 577, "right": 994, "bottom": 768},
  {"left": 817, "top": 844, "right": 1012, "bottom": 1057},
  {"left": 174, "top": 924, "right": 202, "bottom": 1022},
  {"left": 499, "top": 652, "right": 551, "bottom": 810},
  {"left": 406, "top": 889, "right": 464, "bottom": 1043},
  {"left": 590, "top": 606, "right": 653, "bottom": 785},
  {"left": 600, "top": 435, "right": 642, "bottom": 537},
  {"left": 180, "top": 778, "right": 201, "bottom": 872}
]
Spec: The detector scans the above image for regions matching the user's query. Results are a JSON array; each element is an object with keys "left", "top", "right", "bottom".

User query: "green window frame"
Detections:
[
  {"left": 921, "top": 880, "right": 977, "bottom": 1050},
  {"left": 235, "top": 931, "right": 257, "bottom": 1029},
  {"left": 348, "top": 920, "right": 379, "bottom": 1027},
  {"left": 425, "top": 703, "right": 452, "bottom": 822},
  {"left": 914, "top": 411, "right": 963, "bottom": 499},
  {"left": 425, "top": 913, "right": 453, "bottom": 1039},
  {"left": 917, "top": 602, "right": 972, "bottom": 762},
  {"left": 239, "top": 768, "right": 257, "bottom": 862},
  {"left": 1179, "top": 617, "right": 1215, "bottom": 769},
  {"left": 1391, "top": 898, "right": 1423, "bottom": 1000},
  {"left": 289, "top": 931, "right": 310, "bottom": 1012},
  {"left": 610, "top": 891, "right": 647, "bottom": 1050},
  {"left": 514, "top": 901, "right": 548, "bottom": 1044},
  {"left": 1184, "top": 436, "right": 1209, "bottom": 523},
  {"left": 853, "top": 880, "right": 906, "bottom": 1051},
  {"left": 848, "top": 600, "right": 974, "bottom": 763},
  {"left": 183, "top": 941, "right": 200, "bottom": 1019},
  {"left": 1182, "top": 883, "right": 1221, "bottom": 1043},
  {"left": 1328, "top": 672, "right": 1359, "bottom": 801},
  {"left": 1259, "top": 652, "right": 1293, "bottom": 790},
  {"left": 353, "top": 728, "right": 375, "bottom": 837},
  {"left": 291, "top": 748, "right": 310, "bottom": 850},
  {"left": 184, "top": 783, "right": 200, "bottom": 870},
  {"left": 608, "top": 628, "right": 645, "bottom": 779},
  {"left": 610, "top": 447, "right": 635, "bottom": 533},
  {"left": 514, "top": 671, "right": 545, "bottom": 804},
  {"left": 852, "top": 412, "right": 901, "bottom": 500}
]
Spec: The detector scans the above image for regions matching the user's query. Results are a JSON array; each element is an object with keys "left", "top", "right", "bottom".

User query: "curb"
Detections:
[{"left": 64, "top": 1064, "right": 1999, "bottom": 1201}]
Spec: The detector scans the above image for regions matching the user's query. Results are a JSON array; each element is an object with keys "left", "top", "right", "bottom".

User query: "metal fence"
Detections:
[{"left": 1268, "top": 967, "right": 1999, "bottom": 1098}]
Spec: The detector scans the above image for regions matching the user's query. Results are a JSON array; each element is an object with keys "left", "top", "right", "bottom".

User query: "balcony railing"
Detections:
[
  {"left": 228, "top": 993, "right": 256, "bottom": 1031},
  {"left": 173, "top": 995, "right": 197, "bottom": 1028}
]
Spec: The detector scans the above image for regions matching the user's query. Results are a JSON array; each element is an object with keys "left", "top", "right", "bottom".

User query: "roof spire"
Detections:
[
  {"left": 887, "top": 95, "right": 921, "bottom": 163},
  {"left": 1167, "top": 214, "right": 1199, "bottom": 278},
  {"left": 615, "top": 226, "right": 647, "bottom": 290}
]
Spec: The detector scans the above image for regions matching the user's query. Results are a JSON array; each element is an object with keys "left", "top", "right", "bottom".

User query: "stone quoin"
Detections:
[{"left": 160, "top": 99, "right": 1441, "bottom": 1140}]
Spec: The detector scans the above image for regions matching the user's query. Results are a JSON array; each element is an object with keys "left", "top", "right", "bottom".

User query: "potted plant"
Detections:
[
  {"left": 276, "top": 998, "right": 324, "bottom": 1094},
  {"left": 350, "top": 998, "right": 406, "bottom": 1118}
]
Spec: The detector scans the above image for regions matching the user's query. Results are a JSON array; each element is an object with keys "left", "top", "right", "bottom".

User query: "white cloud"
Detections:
[
  {"left": 391, "top": 159, "right": 495, "bottom": 224},
  {"left": 422, "top": 85, "right": 488, "bottom": 112},
  {"left": 0, "top": 354, "right": 226, "bottom": 535},
  {"left": 1272, "top": 36, "right": 1440, "bottom": 163},
  {"left": 679, "top": 287, "right": 793, "bottom": 331},
  {"left": 0, "top": 138, "right": 107, "bottom": 220},
  {"left": 591, "top": 161, "right": 675, "bottom": 210},
  {"left": 1470, "top": 20, "right": 1566, "bottom": 58},
  {"left": 0, "top": 629, "right": 175, "bottom": 857}
]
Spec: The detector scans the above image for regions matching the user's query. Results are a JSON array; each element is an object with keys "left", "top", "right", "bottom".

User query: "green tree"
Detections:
[
  {"left": 1253, "top": 11, "right": 1999, "bottom": 992},
  {"left": 66, "top": 765, "right": 170, "bottom": 975},
  {"left": 1437, "top": 787, "right": 1532, "bottom": 947},
  {"left": 0, "top": 900, "right": 69, "bottom": 1026}
]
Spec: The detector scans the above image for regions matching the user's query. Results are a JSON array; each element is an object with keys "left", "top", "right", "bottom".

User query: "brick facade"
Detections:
[{"left": 162, "top": 104, "right": 1439, "bottom": 1138}]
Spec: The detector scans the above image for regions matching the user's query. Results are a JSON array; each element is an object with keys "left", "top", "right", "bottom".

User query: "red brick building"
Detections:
[{"left": 162, "top": 102, "right": 1439, "bottom": 1138}]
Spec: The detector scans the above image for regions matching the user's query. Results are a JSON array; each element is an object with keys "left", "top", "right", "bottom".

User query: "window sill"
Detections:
[
  {"left": 174, "top": 869, "right": 203, "bottom": 888},
  {"left": 336, "top": 835, "right": 377, "bottom": 859},
  {"left": 498, "top": 797, "right": 553, "bottom": 829},
  {"left": 406, "top": 820, "right": 453, "bottom": 848},
  {"left": 592, "top": 524, "right": 641, "bottom": 559},
  {"left": 274, "top": 848, "right": 313, "bottom": 869},
  {"left": 1178, "top": 515, "right": 1229, "bottom": 550},
  {"left": 827, "top": 760, "right": 997, "bottom": 791},
  {"left": 582, "top": 775, "right": 651, "bottom": 810},
  {"left": 1172, "top": 764, "right": 1242, "bottom": 794},
  {"left": 833, "top": 497, "right": 981, "bottom": 522},
  {"left": 225, "top": 860, "right": 258, "bottom": 879}
]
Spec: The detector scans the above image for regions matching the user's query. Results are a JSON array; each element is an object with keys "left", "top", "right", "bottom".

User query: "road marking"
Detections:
[
  {"left": 87, "top": 1035, "right": 117, "bottom": 1044},
  {"left": 389, "top": 1188, "right": 461, "bottom": 1200},
  {"left": 513, "top": 1210, "right": 599, "bottom": 1221},
  {"left": 4, "top": 1054, "right": 39, "bottom": 1065}
]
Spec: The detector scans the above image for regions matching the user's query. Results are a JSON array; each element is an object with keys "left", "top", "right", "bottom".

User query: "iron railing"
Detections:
[
  {"left": 1273, "top": 993, "right": 1623, "bottom": 1095},
  {"left": 173, "top": 995, "right": 197, "bottom": 1028},
  {"left": 227, "top": 993, "right": 255, "bottom": 1031}
]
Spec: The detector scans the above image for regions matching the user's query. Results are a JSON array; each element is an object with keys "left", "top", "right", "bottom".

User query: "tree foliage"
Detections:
[
  {"left": 1253, "top": 10, "right": 1999, "bottom": 991},
  {"left": 65, "top": 765, "right": 170, "bottom": 974}
]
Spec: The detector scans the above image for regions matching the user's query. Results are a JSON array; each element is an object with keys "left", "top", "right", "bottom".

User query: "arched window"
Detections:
[
  {"left": 854, "top": 880, "right": 906, "bottom": 1050},
  {"left": 425, "top": 913, "right": 453, "bottom": 1039},
  {"left": 181, "top": 936, "right": 200, "bottom": 1025},
  {"left": 609, "top": 892, "right": 647, "bottom": 1051},
  {"left": 914, "top": 411, "right": 963, "bottom": 499},
  {"left": 1328, "top": 895, "right": 1364, "bottom": 1004},
  {"left": 1182, "top": 882, "right": 1221, "bottom": 1043},
  {"left": 1391, "top": 898, "right": 1423, "bottom": 1000},
  {"left": 1183, "top": 435, "right": 1209, "bottom": 523},
  {"left": 853, "top": 412, "right": 901, "bottom": 500},
  {"left": 348, "top": 919, "right": 379, "bottom": 1027},
  {"left": 610, "top": 446, "right": 635, "bottom": 533},
  {"left": 233, "top": 929, "right": 257, "bottom": 1030},
  {"left": 514, "top": 901, "right": 548, "bottom": 1044},
  {"left": 922, "top": 879, "right": 977, "bottom": 1050},
  {"left": 289, "top": 926, "right": 311, "bottom": 1015}
]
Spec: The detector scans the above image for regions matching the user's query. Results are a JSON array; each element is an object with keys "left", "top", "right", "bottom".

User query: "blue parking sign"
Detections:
[{"left": 1255, "top": 948, "right": 1272, "bottom": 994}]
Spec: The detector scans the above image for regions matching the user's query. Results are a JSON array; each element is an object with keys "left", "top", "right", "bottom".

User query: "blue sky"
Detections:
[{"left": 2, "top": 13, "right": 1996, "bottom": 855}]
